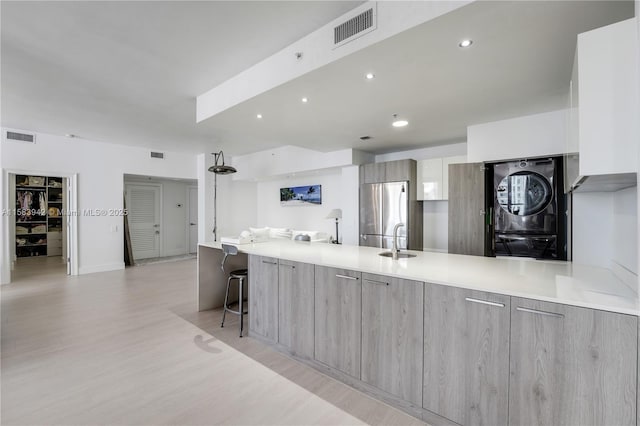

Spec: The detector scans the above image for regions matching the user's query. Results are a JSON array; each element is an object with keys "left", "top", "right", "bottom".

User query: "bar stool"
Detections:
[{"left": 220, "top": 244, "right": 248, "bottom": 337}]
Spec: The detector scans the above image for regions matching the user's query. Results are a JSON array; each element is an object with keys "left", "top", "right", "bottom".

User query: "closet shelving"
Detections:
[{"left": 15, "top": 175, "right": 64, "bottom": 258}]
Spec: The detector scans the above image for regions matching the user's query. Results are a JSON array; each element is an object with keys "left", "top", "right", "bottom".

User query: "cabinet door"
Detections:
[
  {"left": 448, "top": 162, "right": 486, "bottom": 256},
  {"left": 361, "top": 163, "right": 385, "bottom": 184},
  {"left": 278, "top": 260, "right": 314, "bottom": 358},
  {"left": 509, "top": 297, "right": 637, "bottom": 426},
  {"left": 314, "top": 266, "right": 361, "bottom": 378},
  {"left": 385, "top": 159, "right": 415, "bottom": 182},
  {"left": 441, "top": 155, "right": 467, "bottom": 200},
  {"left": 361, "top": 273, "right": 423, "bottom": 406},
  {"left": 423, "top": 284, "right": 510, "bottom": 426},
  {"left": 248, "top": 255, "right": 278, "bottom": 342},
  {"left": 416, "top": 158, "right": 443, "bottom": 200}
]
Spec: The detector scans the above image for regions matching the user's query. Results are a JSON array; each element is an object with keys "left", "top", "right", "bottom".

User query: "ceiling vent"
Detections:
[
  {"left": 333, "top": 4, "right": 377, "bottom": 48},
  {"left": 150, "top": 151, "right": 164, "bottom": 159},
  {"left": 4, "top": 130, "right": 35, "bottom": 144}
]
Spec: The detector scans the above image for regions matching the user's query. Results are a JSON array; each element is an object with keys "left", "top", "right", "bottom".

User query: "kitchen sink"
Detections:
[{"left": 378, "top": 252, "right": 417, "bottom": 259}]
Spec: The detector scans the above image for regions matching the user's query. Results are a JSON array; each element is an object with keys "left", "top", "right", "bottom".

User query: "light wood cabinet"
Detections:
[
  {"left": 278, "top": 260, "right": 314, "bottom": 358},
  {"left": 509, "top": 297, "right": 637, "bottom": 426},
  {"left": 448, "top": 162, "right": 486, "bottom": 256},
  {"left": 248, "top": 255, "right": 278, "bottom": 342},
  {"left": 423, "top": 284, "right": 510, "bottom": 426},
  {"left": 361, "top": 273, "right": 423, "bottom": 406},
  {"left": 314, "top": 265, "right": 361, "bottom": 378},
  {"left": 360, "top": 159, "right": 416, "bottom": 184}
]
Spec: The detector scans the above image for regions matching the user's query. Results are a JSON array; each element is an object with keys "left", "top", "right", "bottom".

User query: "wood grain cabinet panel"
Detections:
[
  {"left": 314, "top": 266, "right": 362, "bottom": 378},
  {"left": 509, "top": 297, "right": 637, "bottom": 426},
  {"left": 448, "top": 162, "right": 486, "bottom": 256},
  {"left": 423, "top": 284, "right": 510, "bottom": 426},
  {"left": 361, "top": 273, "right": 423, "bottom": 406},
  {"left": 278, "top": 260, "right": 314, "bottom": 358},
  {"left": 248, "top": 255, "right": 278, "bottom": 342}
]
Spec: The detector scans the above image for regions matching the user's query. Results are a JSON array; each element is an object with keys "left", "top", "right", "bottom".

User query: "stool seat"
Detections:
[{"left": 230, "top": 268, "right": 248, "bottom": 277}]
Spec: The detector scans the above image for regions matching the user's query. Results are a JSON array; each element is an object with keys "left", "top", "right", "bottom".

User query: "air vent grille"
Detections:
[
  {"left": 150, "top": 151, "right": 164, "bottom": 159},
  {"left": 6, "top": 131, "right": 35, "bottom": 143},
  {"left": 334, "top": 7, "right": 376, "bottom": 47}
]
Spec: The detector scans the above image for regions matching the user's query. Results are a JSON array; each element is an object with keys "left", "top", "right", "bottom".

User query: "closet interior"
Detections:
[{"left": 15, "top": 174, "right": 66, "bottom": 258}]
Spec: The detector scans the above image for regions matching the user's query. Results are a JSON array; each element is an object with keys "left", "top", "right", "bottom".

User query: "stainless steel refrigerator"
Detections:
[{"left": 359, "top": 181, "right": 409, "bottom": 249}]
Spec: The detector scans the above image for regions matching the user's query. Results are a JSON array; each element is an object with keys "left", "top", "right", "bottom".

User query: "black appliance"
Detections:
[{"left": 487, "top": 157, "right": 566, "bottom": 260}]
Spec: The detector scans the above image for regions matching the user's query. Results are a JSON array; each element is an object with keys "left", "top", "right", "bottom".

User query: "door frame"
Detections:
[
  {"left": 124, "top": 182, "right": 163, "bottom": 259},
  {"left": 187, "top": 185, "right": 198, "bottom": 254},
  {"left": 1, "top": 168, "right": 79, "bottom": 284}
]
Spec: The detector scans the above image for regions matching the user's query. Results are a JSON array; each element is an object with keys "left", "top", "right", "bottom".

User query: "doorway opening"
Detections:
[
  {"left": 123, "top": 174, "right": 197, "bottom": 266},
  {"left": 4, "top": 171, "right": 78, "bottom": 283}
]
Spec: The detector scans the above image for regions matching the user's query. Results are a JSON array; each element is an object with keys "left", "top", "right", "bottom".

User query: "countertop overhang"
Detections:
[{"left": 199, "top": 241, "right": 640, "bottom": 316}]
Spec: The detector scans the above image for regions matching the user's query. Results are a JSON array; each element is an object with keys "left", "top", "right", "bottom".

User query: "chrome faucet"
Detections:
[{"left": 392, "top": 223, "right": 405, "bottom": 260}]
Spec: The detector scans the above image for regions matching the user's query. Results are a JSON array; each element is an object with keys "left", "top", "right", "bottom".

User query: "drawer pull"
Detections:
[
  {"left": 465, "top": 297, "right": 504, "bottom": 308},
  {"left": 364, "top": 279, "right": 389, "bottom": 286},
  {"left": 516, "top": 307, "right": 564, "bottom": 318},
  {"left": 280, "top": 264, "right": 295, "bottom": 269},
  {"left": 336, "top": 274, "right": 359, "bottom": 281},
  {"left": 261, "top": 260, "right": 277, "bottom": 265}
]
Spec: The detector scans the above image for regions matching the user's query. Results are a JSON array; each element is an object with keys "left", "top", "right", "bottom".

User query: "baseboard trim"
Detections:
[{"left": 78, "top": 262, "right": 125, "bottom": 275}]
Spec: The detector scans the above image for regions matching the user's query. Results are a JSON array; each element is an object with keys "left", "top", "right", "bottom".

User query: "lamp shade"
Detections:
[{"left": 325, "top": 208, "right": 342, "bottom": 219}]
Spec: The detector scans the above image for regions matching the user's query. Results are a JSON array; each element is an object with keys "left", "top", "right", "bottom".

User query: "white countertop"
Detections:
[{"left": 200, "top": 241, "right": 640, "bottom": 316}]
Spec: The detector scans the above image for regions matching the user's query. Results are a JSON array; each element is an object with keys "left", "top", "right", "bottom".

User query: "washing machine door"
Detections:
[{"left": 496, "top": 171, "right": 553, "bottom": 216}]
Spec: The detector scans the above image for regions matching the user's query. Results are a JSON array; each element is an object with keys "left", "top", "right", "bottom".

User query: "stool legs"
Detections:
[
  {"left": 220, "top": 275, "right": 247, "bottom": 337},
  {"left": 221, "top": 275, "right": 232, "bottom": 328},
  {"left": 238, "top": 277, "right": 244, "bottom": 337}
]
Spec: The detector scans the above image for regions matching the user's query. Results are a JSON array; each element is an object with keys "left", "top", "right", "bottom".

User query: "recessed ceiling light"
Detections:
[
  {"left": 256, "top": 114, "right": 263, "bottom": 119},
  {"left": 392, "top": 114, "right": 409, "bottom": 128},
  {"left": 458, "top": 39, "right": 473, "bottom": 48},
  {"left": 301, "top": 97, "right": 308, "bottom": 103},
  {"left": 365, "top": 73, "right": 375, "bottom": 80}
]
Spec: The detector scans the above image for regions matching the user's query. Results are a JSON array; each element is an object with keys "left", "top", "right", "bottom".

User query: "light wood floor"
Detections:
[{"left": 1, "top": 258, "right": 426, "bottom": 426}]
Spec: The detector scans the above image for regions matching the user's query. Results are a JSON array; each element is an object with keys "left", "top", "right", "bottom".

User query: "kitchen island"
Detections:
[
  {"left": 198, "top": 240, "right": 639, "bottom": 315},
  {"left": 198, "top": 241, "right": 640, "bottom": 426}
]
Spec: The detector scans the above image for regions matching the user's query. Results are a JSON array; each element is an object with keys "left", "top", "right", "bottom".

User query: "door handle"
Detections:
[
  {"left": 465, "top": 297, "right": 504, "bottom": 308},
  {"left": 336, "top": 274, "right": 358, "bottom": 281},
  {"left": 516, "top": 306, "right": 564, "bottom": 318},
  {"left": 261, "top": 260, "right": 277, "bottom": 265},
  {"left": 153, "top": 224, "right": 160, "bottom": 228},
  {"left": 190, "top": 223, "right": 196, "bottom": 226},
  {"left": 155, "top": 230, "right": 160, "bottom": 235},
  {"left": 364, "top": 279, "right": 389, "bottom": 286},
  {"left": 280, "top": 264, "right": 295, "bottom": 269}
]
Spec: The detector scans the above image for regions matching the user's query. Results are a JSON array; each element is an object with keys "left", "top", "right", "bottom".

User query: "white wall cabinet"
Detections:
[
  {"left": 576, "top": 18, "right": 639, "bottom": 177},
  {"left": 416, "top": 155, "right": 466, "bottom": 201}
]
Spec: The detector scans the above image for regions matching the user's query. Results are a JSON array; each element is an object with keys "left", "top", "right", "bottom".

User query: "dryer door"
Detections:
[{"left": 496, "top": 171, "right": 553, "bottom": 216}]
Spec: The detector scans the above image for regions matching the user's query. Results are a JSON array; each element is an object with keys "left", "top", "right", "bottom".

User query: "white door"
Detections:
[
  {"left": 126, "top": 184, "right": 161, "bottom": 259},
  {"left": 188, "top": 187, "right": 198, "bottom": 254}
]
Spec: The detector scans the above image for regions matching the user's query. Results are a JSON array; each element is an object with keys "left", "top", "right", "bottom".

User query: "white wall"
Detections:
[
  {"left": 375, "top": 142, "right": 467, "bottom": 163},
  {"left": 124, "top": 177, "right": 197, "bottom": 258},
  {"left": 1, "top": 130, "right": 197, "bottom": 282},
  {"left": 197, "top": 153, "right": 258, "bottom": 244},
  {"left": 255, "top": 171, "right": 343, "bottom": 240},
  {"left": 573, "top": 187, "right": 638, "bottom": 287},
  {"left": 467, "top": 109, "right": 569, "bottom": 163}
]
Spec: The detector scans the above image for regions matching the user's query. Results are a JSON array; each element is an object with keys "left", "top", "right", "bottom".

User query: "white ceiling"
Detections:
[
  {"left": 1, "top": 1, "right": 634, "bottom": 157},
  {"left": 200, "top": 0, "right": 635, "bottom": 154},
  {"left": 0, "top": 0, "right": 363, "bottom": 152}
]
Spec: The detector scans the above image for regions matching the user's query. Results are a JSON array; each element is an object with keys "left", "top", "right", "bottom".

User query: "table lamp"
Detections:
[{"left": 325, "top": 208, "right": 342, "bottom": 244}]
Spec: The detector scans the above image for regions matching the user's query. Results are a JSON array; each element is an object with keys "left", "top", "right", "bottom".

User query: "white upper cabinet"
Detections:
[
  {"left": 576, "top": 18, "right": 639, "bottom": 176},
  {"left": 417, "top": 155, "right": 467, "bottom": 201}
]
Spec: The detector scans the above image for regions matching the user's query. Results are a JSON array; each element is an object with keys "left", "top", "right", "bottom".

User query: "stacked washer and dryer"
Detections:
[{"left": 487, "top": 157, "right": 567, "bottom": 260}]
